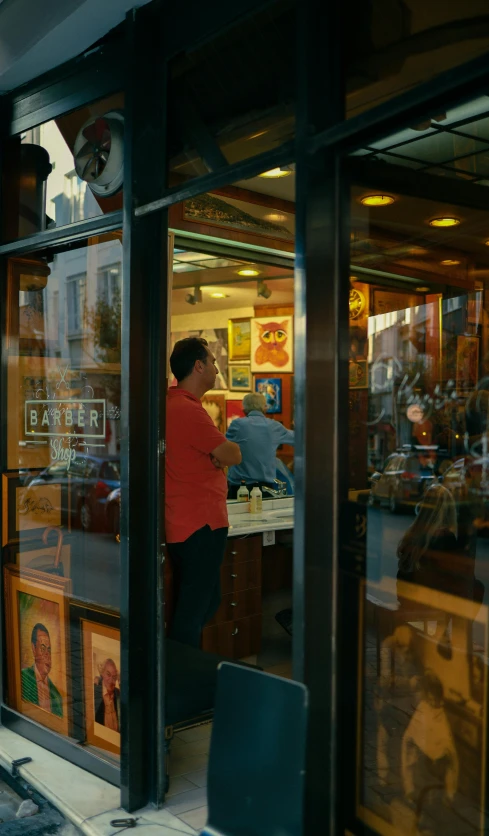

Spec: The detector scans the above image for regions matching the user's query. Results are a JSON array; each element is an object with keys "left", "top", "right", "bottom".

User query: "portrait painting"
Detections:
[
  {"left": 228, "top": 318, "right": 251, "bottom": 361},
  {"left": 229, "top": 363, "right": 252, "bottom": 392},
  {"left": 4, "top": 564, "right": 71, "bottom": 736},
  {"left": 201, "top": 394, "right": 226, "bottom": 434},
  {"left": 456, "top": 335, "right": 479, "bottom": 390},
  {"left": 226, "top": 399, "right": 245, "bottom": 429},
  {"left": 357, "top": 578, "right": 488, "bottom": 836},
  {"left": 169, "top": 328, "right": 229, "bottom": 389},
  {"left": 255, "top": 378, "right": 282, "bottom": 413},
  {"left": 250, "top": 316, "right": 294, "bottom": 373}
]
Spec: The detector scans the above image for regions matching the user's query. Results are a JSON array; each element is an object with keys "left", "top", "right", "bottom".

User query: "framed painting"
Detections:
[
  {"left": 2, "top": 472, "right": 69, "bottom": 546},
  {"left": 229, "top": 363, "right": 252, "bottom": 392},
  {"left": 228, "top": 318, "right": 251, "bottom": 361},
  {"left": 357, "top": 577, "right": 488, "bottom": 836},
  {"left": 255, "top": 378, "right": 282, "bottom": 413},
  {"left": 456, "top": 335, "right": 479, "bottom": 390},
  {"left": 70, "top": 602, "right": 120, "bottom": 755},
  {"left": 201, "top": 394, "right": 226, "bottom": 435},
  {"left": 226, "top": 399, "right": 245, "bottom": 429},
  {"left": 250, "top": 316, "right": 294, "bottom": 374},
  {"left": 349, "top": 359, "right": 368, "bottom": 389},
  {"left": 4, "top": 564, "right": 72, "bottom": 736}
]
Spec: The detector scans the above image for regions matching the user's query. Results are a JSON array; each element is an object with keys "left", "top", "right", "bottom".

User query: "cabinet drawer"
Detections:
[
  {"left": 224, "top": 535, "right": 262, "bottom": 566},
  {"left": 202, "top": 614, "right": 262, "bottom": 658},
  {"left": 207, "top": 587, "right": 261, "bottom": 626},
  {"left": 221, "top": 559, "right": 261, "bottom": 595}
]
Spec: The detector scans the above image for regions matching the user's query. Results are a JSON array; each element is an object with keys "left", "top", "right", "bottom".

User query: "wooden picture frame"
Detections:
[
  {"left": 229, "top": 363, "right": 252, "bottom": 392},
  {"left": 4, "top": 564, "right": 72, "bottom": 736},
  {"left": 2, "top": 472, "right": 69, "bottom": 546},
  {"left": 228, "top": 318, "right": 251, "bottom": 361},
  {"left": 456, "top": 335, "right": 479, "bottom": 390},
  {"left": 201, "top": 394, "right": 226, "bottom": 434},
  {"left": 70, "top": 602, "right": 120, "bottom": 756}
]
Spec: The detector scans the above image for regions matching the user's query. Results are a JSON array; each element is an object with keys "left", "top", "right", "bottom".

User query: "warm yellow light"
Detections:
[
  {"left": 441, "top": 259, "right": 460, "bottom": 265},
  {"left": 485, "top": 240, "right": 489, "bottom": 246},
  {"left": 210, "top": 292, "right": 229, "bottom": 299},
  {"left": 429, "top": 217, "right": 460, "bottom": 227},
  {"left": 360, "top": 194, "right": 395, "bottom": 207},
  {"left": 258, "top": 168, "right": 292, "bottom": 179},
  {"left": 263, "top": 211, "right": 288, "bottom": 223},
  {"left": 237, "top": 268, "right": 260, "bottom": 277},
  {"left": 456, "top": 434, "right": 460, "bottom": 439},
  {"left": 416, "top": 286, "right": 430, "bottom": 292},
  {"left": 350, "top": 275, "right": 359, "bottom": 282}
]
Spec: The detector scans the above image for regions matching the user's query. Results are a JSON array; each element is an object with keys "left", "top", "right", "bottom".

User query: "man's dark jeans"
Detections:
[{"left": 167, "top": 524, "right": 228, "bottom": 648}]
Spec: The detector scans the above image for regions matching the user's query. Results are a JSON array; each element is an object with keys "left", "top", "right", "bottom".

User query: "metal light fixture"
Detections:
[
  {"left": 185, "top": 286, "right": 202, "bottom": 305},
  {"left": 210, "top": 292, "right": 229, "bottom": 299},
  {"left": 429, "top": 217, "right": 460, "bottom": 227},
  {"left": 237, "top": 267, "right": 260, "bottom": 277},
  {"left": 360, "top": 195, "right": 395, "bottom": 207},
  {"left": 257, "top": 280, "right": 272, "bottom": 299}
]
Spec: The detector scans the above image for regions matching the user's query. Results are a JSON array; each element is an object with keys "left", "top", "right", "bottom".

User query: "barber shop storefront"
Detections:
[{"left": 3, "top": 0, "right": 489, "bottom": 833}]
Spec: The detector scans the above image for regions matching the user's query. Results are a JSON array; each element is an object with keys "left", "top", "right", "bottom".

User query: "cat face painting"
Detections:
[{"left": 251, "top": 316, "right": 294, "bottom": 373}]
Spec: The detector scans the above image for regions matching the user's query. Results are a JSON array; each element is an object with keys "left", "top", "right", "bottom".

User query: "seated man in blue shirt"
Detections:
[{"left": 226, "top": 393, "right": 294, "bottom": 498}]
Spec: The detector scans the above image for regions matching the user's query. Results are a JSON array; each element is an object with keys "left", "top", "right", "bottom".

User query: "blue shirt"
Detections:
[{"left": 226, "top": 410, "right": 295, "bottom": 485}]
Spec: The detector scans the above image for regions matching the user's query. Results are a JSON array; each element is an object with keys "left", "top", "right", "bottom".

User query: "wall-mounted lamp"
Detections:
[{"left": 257, "top": 280, "right": 272, "bottom": 299}]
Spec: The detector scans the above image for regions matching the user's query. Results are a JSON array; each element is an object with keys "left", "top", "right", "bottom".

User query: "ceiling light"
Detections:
[
  {"left": 441, "top": 259, "right": 460, "bottom": 266},
  {"left": 350, "top": 275, "right": 359, "bottom": 282},
  {"left": 484, "top": 240, "right": 489, "bottom": 246},
  {"left": 263, "top": 211, "right": 288, "bottom": 223},
  {"left": 257, "top": 280, "right": 272, "bottom": 299},
  {"left": 416, "top": 286, "right": 430, "bottom": 292},
  {"left": 259, "top": 167, "right": 292, "bottom": 179},
  {"left": 360, "top": 195, "right": 395, "bottom": 207},
  {"left": 237, "top": 268, "right": 260, "bottom": 277},
  {"left": 429, "top": 217, "right": 460, "bottom": 227},
  {"left": 210, "top": 292, "right": 229, "bottom": 299}
]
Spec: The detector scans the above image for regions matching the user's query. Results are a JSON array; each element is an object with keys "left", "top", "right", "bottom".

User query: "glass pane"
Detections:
[
  {"left": 4, "top": 233, "right": 122, "bottom": 762},
  {"left": 2, "top": 93, "right": 124, "bottom": 241},
  {"left": 346, "top": 2, "right": 489, "bottom": 118},
  {"left": 168, "top": 0, "right": 295, "bottom": 184},
  {"left": 345, "top": 93, "right": 489, "bottom": 833}
]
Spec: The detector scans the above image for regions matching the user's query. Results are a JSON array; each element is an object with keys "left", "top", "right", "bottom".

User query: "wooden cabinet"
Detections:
[{"left": 202, "top": 535, "right": 262, "bottom": 658}]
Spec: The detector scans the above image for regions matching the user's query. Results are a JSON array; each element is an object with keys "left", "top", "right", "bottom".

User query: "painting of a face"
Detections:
[
  {"left": 32, "top": 629, "right": 52, "bottom": 679},
  {"left": 251, "top": 316, "right": 294, "bottom": 373}
]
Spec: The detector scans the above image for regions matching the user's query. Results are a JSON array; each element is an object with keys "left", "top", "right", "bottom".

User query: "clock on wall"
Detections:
[{"left": 349, "top": 287, "right": 366, "bottom": 320}]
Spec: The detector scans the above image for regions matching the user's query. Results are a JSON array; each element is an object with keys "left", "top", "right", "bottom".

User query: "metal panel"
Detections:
[
  {"left": 1, "top": 707, "right": 120, "bottom": 786},
  {"left": 120, "top": 3, "right": 168, "bottom": 812},
  {"left": 294, "top": 1, "right": 348, "bottom": 832},
  {"left": 0, "top": 211, "right": 123, "bottom": 258}
]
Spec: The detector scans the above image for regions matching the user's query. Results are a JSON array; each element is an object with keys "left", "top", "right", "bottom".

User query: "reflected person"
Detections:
[
  {"left": 226, "top": 393, "right": 294, "bottom": 499},
  {"left": 94, "top": 658, "right": 120, "bottom": 732},
  {"left": 21, "top": 623, "right": 63, "bottom": 717}
]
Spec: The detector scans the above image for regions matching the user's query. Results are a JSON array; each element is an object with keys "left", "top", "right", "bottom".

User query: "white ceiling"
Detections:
[
  {"left": 171, "top": 278, "right": 294, "bottom": 316},
  {"left": 0, "top": 0, "right": 152, "bottom": 92}
]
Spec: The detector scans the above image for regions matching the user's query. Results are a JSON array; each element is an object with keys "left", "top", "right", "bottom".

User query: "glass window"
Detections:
[
  {"left": 2, "top": 93, "right": 124, "bottom": 241},
  {"left": 168, "top": 0, "right": 295, "bottom": 184},
  {"left": 4, "top": 233, "right": 122, "bottom": 763},
  {"left": 345, "top": 92, "right": 489, "bottom": 835},
  {"left": 346, "top": 2, "right": 489, "bottom": 118}
]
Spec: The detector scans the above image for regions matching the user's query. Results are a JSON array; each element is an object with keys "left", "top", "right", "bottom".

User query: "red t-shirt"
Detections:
[{"left": 165, "top": 388, "right": 229, "bottom": 543}]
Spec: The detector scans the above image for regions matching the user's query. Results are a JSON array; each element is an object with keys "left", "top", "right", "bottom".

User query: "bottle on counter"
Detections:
[
  {"left": 237, "top": 481, "right": 250, "bottom": 502},
  {"left": 249, "top": 486, "right": 263, "bottom": 514}
]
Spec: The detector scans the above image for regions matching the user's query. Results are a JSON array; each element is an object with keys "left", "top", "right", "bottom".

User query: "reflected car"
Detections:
[
  {"left": 25, "top": 455, "right": 120, "bottom": 532},
  {"left": 369, "top": 448, "right": 442, "bottom": 513},
  {"left": 106, "top": 487, "right": 120, "bottom": 541},
  {"left": 440, "top": 456, "right": 489, "bottom": 532}
]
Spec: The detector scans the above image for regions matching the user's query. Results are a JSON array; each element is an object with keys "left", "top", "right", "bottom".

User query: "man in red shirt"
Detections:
[{"left": 166, "top": 337, "right": 241, "bottom": 647}]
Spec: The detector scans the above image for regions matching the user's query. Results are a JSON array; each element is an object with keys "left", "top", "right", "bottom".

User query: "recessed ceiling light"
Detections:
[
  {"left": 416, "top": 286, "right": 430, "bottom": 292},
  {"left": 429, "top": 217, "right": 460, "bottom": 227},
  {"left": 210, "top": 292, "right": 229, "bottom": 299},
  {"left": 350, "top": 275, "right": 359, "bottom": 282},
  {"left": 263, "top": 211, "right": 288, "bottom": 223},
  {"left": 259, "top": 167, "right": 292, "bottom": 179},
  {"left": 441, "top": 259, "right": 460, "bottom": 265},
  {"left": 360, "top": 195, "right": 395, "bottom": 207},
  {"left": 237, "top": 268, "right": 260, "bottom": 277}
]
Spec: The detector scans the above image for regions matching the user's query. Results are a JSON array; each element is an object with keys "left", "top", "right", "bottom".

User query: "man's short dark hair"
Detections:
[
  {"left": 31, "top": 623, "right": 50, "bottom": 645},
  {"left": 170, "top": 337, "right": 208, "bottom": 382}
]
